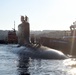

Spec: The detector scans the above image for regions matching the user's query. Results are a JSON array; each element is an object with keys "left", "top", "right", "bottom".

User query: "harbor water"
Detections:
[{"left": 0, "top": 44, "right": 76, "bottom": 75}]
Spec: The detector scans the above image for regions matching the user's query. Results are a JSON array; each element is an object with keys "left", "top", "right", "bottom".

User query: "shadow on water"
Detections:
[{"left": 18, "top": 53, "right": 30, "bottom": 75}]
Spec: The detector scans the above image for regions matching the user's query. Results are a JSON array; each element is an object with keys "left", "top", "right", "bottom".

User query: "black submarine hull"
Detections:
[{"left": 10, "top": 45, "right": 68, "bottom": 59}]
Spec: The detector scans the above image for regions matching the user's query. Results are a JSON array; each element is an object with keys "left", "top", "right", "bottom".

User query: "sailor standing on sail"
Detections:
[{"left": 18, "top": 15, "right": 30, "bottom": 46}]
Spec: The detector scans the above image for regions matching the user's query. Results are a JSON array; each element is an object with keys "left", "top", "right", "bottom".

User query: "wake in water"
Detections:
[{"left": 0, "top": 44, "right": 76, "bottom": 75}]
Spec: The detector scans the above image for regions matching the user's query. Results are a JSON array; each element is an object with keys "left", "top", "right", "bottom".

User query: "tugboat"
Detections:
[
  {"left": 40, "top": 21, "right": 76, "bottom": 56},
  {"left": 7, "top": 21, "right": 18, "bottom": 44}
]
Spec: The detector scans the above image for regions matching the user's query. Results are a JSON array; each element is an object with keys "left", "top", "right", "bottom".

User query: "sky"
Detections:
[{"left": 0, "top": 0, "right": 76, "bottom": 31}]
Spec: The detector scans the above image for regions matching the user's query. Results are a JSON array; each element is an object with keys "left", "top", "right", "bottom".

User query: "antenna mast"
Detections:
[{"left": 14, "top": 21, "right": 15, "bottom": 32}]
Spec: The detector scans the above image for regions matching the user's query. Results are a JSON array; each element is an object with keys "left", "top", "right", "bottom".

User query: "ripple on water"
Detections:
[
  {"left": 0, "top": 44, "right": 76, "bottom": 75},
  {"left": 0, "top": 45, "right": 19, "bottom": 75}
]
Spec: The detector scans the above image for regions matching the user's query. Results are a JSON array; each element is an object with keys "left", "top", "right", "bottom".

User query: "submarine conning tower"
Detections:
[{"left": 18, "top": 16, "right": 30, "bottom": 45}]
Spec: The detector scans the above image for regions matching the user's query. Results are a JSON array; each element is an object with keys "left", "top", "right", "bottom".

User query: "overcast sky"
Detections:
[{"left": 0, "top": 0, "right": 76, "bottom": 31}]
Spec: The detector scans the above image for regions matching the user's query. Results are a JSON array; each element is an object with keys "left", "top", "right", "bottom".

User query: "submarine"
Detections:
[{"left": 11, "top": 15, "right": 68, "bottom": 59}]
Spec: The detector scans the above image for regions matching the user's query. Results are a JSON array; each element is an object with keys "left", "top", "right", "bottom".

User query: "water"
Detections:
[{"left": 0, "top": 44, "right": 76, "bottom": 75}]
